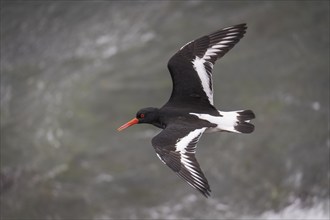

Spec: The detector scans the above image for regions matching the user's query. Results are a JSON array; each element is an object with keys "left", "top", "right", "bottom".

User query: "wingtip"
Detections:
[
  {"left": 240, "top": 23, "right": 248, "bottom": 31},
  {"left": 235, "top": 23, "right": 247, "bottom": 28},
  {"left": 232, "top": 23, "right": 247, "bottom": 32},
  {"left": 202, "top": 188, "right": 212, "bottom": 198},
  {"left": 195, "top": 181, "right": 212, "bottom": 198},
  {"left": 225, "top": 23, "right": 247, "bottom": 35},
  {"left": 222, "top": 23, "right": 247, "bottom": 30}
]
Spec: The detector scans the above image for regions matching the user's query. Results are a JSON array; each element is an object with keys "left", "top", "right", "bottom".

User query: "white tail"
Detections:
[
  {"left": 190, "top": 110, "right": 255, "bottom": 134},
  {"left": 217, "top": 110, "right": 255, "bottom": 133}
]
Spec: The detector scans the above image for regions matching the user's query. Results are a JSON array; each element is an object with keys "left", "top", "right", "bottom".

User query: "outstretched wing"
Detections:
[
  {"left": 166, "top": 23, "right": 247, "bottom": 107},
  {"left": 152, "top": 124, "right": 211, "bottom": 197}
]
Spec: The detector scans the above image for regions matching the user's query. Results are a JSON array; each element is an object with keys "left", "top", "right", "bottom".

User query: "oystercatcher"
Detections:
[{"left": 118, "top": 23, "right": 255, "bottom": 197}]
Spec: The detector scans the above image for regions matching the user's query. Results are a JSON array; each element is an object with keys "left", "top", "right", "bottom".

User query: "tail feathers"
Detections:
[
  {"left": 218, "top": 110, "right": 255, "bottom": 134},
  {"left": 237, "top": 109, "right": 255, "bottom": 122},
  {"left": 234, "top": 121, "right": 255, "bottom": 133}
]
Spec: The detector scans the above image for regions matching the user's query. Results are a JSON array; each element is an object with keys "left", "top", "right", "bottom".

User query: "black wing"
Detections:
[
  {"left": 165, "top": 23, "right": 247, "bottom": 107},
  {"left": 152, "top": 124, "right": 211, "bottom": 197}
]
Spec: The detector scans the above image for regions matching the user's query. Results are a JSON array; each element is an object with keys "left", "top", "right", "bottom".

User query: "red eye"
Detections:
[{"left": 140, "top": 114, "right": 145, "bottom": 118}]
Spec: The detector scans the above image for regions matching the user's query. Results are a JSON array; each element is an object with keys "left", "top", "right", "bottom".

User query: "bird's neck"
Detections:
[{"left": 152, "top": 121, "right": 166, "bottom": 129}]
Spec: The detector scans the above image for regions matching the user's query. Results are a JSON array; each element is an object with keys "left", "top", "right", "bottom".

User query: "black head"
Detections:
[
  {"left": 118, "top": 107, "right": 160, "bottom": 131},
  {"left": 136, "top": 107, "right": 159, "bottom": 124}
]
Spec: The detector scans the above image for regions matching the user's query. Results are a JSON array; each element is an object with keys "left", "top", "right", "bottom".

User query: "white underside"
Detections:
[{"left": 190, "top": 110, "right": 244, "bottom": 133}]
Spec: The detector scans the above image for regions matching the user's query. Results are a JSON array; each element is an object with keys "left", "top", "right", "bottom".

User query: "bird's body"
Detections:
[{"left": 118, "top": 23, "right": 255, "bottom": 197}]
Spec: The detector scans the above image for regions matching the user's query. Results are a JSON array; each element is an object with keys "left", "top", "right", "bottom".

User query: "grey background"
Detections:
[{"left": 1, "top": 1, "right": 329, "bottom": 219}]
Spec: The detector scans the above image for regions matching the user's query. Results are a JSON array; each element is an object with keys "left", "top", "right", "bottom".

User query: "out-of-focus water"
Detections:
[{"left": 1, "top": 1, "right": 329, "bottom": 219}]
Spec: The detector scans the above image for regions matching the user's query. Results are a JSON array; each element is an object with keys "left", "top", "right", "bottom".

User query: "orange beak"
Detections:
[{"left": 117, "top": 118, "right": 139, "bottom": 131}]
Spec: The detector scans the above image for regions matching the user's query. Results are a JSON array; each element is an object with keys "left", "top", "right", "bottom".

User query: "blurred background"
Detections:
[{"left": 1, "top": 1, "right": 329, "bottom": 219}]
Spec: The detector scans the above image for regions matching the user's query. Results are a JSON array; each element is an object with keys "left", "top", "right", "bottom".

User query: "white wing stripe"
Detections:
[
  {"left": 192, "top": 57, "right": 213, "bottom": 105},
  {"left": 212, "top": 44, "right": 228, "bottom": 49},
  {"left": 174, "top": 128, "right": 206, "bottom": 185},
  {"left": 184, "top": 168, "right": 205, "bottom": 182},
  {"left": 206, "top": 52, "right": 217, "bottom": 56},
  {"left": 207, "top": 48, "right": 221, "bottom": 53},
  {"left": 190, "top": 29, "right": 241, "bottom": 104},
  {"left": 222, "top": 36, "right": 237, "bottom": 40},
  {"left": 218, "top": 40, "right": 233, "bottom": 44},
  {"left": 181, "top": 161, "right": 205, "bottom": 184},
  {"left": 222, "top": 26, "right": 234, "bottom": 30},
  {"left": 175, "top": 128, "right": 205, "bottom": 152},
  {"left": 224, "top": 31, "right": 240, "bottom": 35},
  {"left": 181, "top": 158, "right": 198, "bottom": 172}
]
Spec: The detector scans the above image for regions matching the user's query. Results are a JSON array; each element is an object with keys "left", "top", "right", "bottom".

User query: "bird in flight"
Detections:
[{"left": 118, "top": 23, "right": 255, "bottom": 197}]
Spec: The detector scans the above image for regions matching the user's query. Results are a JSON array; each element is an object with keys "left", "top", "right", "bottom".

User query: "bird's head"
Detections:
[{"left": 117, "top": 107, "right": 160, "bottom": 131}]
